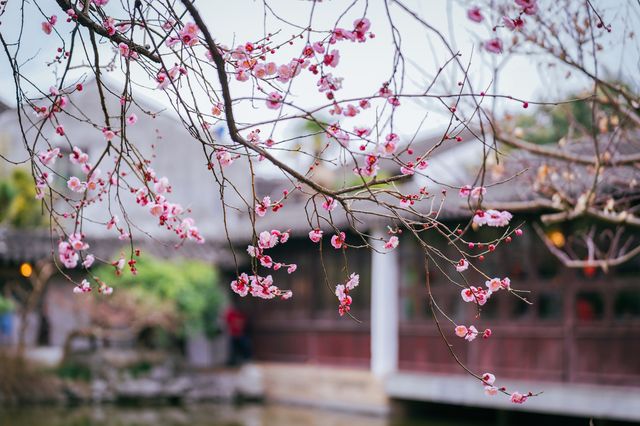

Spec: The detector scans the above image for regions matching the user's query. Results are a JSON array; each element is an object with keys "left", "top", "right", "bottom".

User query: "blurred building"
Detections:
[
  {"left": 224, "top": 131, "right": 640, "bottom": 421},
  {"left": 0, "top": 78, "right": 246, "bottom": 366}
]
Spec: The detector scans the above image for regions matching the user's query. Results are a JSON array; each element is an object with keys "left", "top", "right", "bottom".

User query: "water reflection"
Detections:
[{"left": 1, "top": 403, "right": 398, "bottom": 426}]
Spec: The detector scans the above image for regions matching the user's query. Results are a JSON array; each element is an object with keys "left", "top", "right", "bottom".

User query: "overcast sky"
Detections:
[{"left": 0, "top": 0, "right": 636, "bottom": 141}]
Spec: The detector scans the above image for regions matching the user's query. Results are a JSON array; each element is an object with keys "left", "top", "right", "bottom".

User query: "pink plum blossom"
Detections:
[
  {"left": 400, "top": 164, "right": 414, "bottom": 175},
  {"left": 455, "top": 325, "right": 468, "bottom": 338},
  {"left": 461, "top": 286, "right": 491, "bottom": 306},
  {"left": 309, "top": 229, "right": 323, "bottom": 243},
  {"left": 42, "top": 16, "right": 56, "bottom": 34},
  {"left": 38, "top": 148, "right": 60, "bottom": 166},
  {"left": 82, "top": 254, "right": 95, "bottom": 268},
  {"left": 467, "top": 7, "right": 484, "bottom": 22},
  {"left": 473, "top": 210, "right": 512, "bottom": 227},
  {"left": 255, "top": 196, "right": 271, "bottom": 217},
  {"left": 231, "top": 273, "right": 250, "bottom": 297},
  {"left": 73, "top": 279, "right": 91, "bottom": 294},
  {"left": 384, "top": 236, "right": 399, "bottom": 250},
  {"left": 381, "top": 137, "right": 398, "bottom": 155},
  {"left": 458, "top": 185, "right": 472, "bottom": 197},
  {"left": 266, "top": 92, "right": 283, "bottom": 109},
  {"left": 484, "top": 386, "right": 498, "bottom": 396},
  {"left": 178, "top": 22, "right": 200, "bottom": 46},
  {"left": 126, "top": 113, "right": 138, "bottom": 125},
  {"left": 103, "top": 128, "right": 115, "bottom": 141},
  {"left": 335, "top": 273, "right": 359, "bottom": 316},
  {"left": 515, "top": 0, "right": 538, "bottom": 15},
  {"left": 258, "top": 230, "right": 278, "bottom": 249},
  {"left": 69, "top": 147, "right": 89, "bottom": 164},
  {"left": 215, "top": 147, "right": 234, "bottom": 167},
  {"left": 67, "top": 176, "right": 84, "bottom": 192},
  {"left": 323, "top": 49, "right": 340, "bottom": 67},
  {"left": 471, "top": 186, "right": 486, "bottom": 199},
  {"left": 510, "top": 392, "right": 528, "bottom": 404},
  {"left": 482, "top": 373, "right": 496, "bottom": 385},
  {"left": 68, "top": 233, "right": 88, "bottom": 251},
  {"left": 484, "top": 38, "right": 503, "bottom": 54},
  {"left": 322, "top": 197, "right": 337, "bottom": 212},
  {"left": 345, "top": 273, "right": 360, "bottom": 290},
  {"left": 456, "top": 259, "right": 469, "bottom": 272},
  {"left": 486, "top": 277, "right": 502, "bottom": 292},
  {"left": 504, "top": 16, "right": 525, "bottom": 31},
  {"left": 465, "top": 325, "right": 479, "bottom": 341},
  {"left": 331, "top": 232, "right": 346, "bottom": 249}
]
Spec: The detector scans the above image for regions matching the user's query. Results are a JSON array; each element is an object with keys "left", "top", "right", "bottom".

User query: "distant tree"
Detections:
[
  {"left": 513, "top": 84, "right": 638, "bottom": 145},
  {"left": 0, "top": 169, "right": 47, "bottom": 228},
  {"left": 93, "top": 255, "right": 224, "bottom": 339}
]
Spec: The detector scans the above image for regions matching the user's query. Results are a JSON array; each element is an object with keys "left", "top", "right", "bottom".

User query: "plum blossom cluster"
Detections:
[
  {"left": 455, "top": 258, "right": 469, "bottom": 272},
  {"left": 335, "top": 273, "right": 360, "bottom": 316},
  {"left": 133, "top": 168, "right": 204, "bottom": 244},
  {"left": 73, "top": 278, "right": 112, "bottom": 295},
  {"left": 103, "top": 16, "right": 131, "bottom": 37},
  {"left": 455, "top": 324, "right": 491, "bottom": 342},
  {"left": 156, "top": 65, "right": 188, "bottom": 90},
  {"left": 230, "top": 273, "right": 292, "bottom": 300},
  {"left": 473, "top": 209, "right": 513, "bottom": 228},
  {"left": 460, "top": 277, "right": 511, "bottom": 306},
  {"left": 353, "top": 154, "right": 379, "bottom": 178},
  {"left": 478, "top": 372, "right": 533, "bottom": 404},
  {"left": 331, "top": 232, "right": 346, "bottom": 249},
  {"left": 481, "top": 372, "right": 498, "bottom": 396},
  {"left": 166, "top": 22, "right": 200, "bottom": 47},
  {"left": 246, "top": 230, "right": 296, "bottom": 272},
  {"left": 467, "top": 0, "right": 539, "bottom": 54},
  {"left": 398, "top": 187, "right": 430, "bottom": 208},
  {"left": 458, "top": 185, "right": 486, "bottom": 199},
  {"left": 384, "top": 235, "right": 399, "bottom": 250},
  {"left": 198, "top": 18, "right": 374, "bottom": 119},
  {"left": 58, "top": 233, "right": 94, "bottom": 270},
  {"left": 230, "top": 230, "right": 295, "bottom": 300},
  {"left": 255, "top": 196, "right": 274, "bottom": 217}
]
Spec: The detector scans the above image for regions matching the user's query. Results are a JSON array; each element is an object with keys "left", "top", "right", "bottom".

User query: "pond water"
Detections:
[
  {"left": 0, "top": 402, "right": 616, "bottom": 426},
  {"left": 0, "top": 403, "right": 486, "bottom": 426}
]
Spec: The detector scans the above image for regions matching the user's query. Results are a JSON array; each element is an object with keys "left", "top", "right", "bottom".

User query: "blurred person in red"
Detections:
[{"left": 224, "top": 301, "right": 251, "bottom": 366}]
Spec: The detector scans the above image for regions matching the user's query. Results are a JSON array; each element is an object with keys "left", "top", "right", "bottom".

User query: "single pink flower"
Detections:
[
  {"left": 309, "top": 229, "right": 323, "bottom": 243},
  {"left": 126, "top": 113, "right": 138, "bottom": 125},
  {"left": 266, "top": 92, "right": 283, "bottom": 110},
  {"left": 384, "top": 236, "right": 399, "bottom": 250},
  {"left": 456, "top": 259, "right": 469, "bottom": 272},
  {"left": 455, "top": 325, "right": 468, "bottom": 338},
  {"left": 331, "top": 232, "right": 346, "bottom": 249},
  {"left": 484, "top": 38, "right": 503, "bottom": 54},
  {"left": 467, "top": 7, "right": 484, "bottom": 23}
]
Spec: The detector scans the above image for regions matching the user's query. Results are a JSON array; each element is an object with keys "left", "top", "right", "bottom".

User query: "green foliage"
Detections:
[
  {"left": 342, "top": 169, "right": 394, "bottom": 191},
  {"left": 55, "top": 362, "right": 92, "bottom": 382},
  {"left": 95, "top": 255, "right": 224, "bottom": 338},
  {"left": 515, "top": 83, "right": 637, "bottom": 145},
  {"left": 0, "top": 168, "right": 47, "bottom": 228},
  {"left": 125, "top": 360, "right": 153, "bottom": 378},
  {"left": 0, "top": 295, "right": 14, "bottom": 315},
  {"left": 516, "top": 101, "right": 593, "bottom": 145}
]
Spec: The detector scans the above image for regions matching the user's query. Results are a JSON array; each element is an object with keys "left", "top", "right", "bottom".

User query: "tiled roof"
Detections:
[{"left": 0, "top": 227, "right": 235, "bottom": 266}]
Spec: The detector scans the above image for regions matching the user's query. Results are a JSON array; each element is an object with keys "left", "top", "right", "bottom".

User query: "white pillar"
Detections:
[{"left": 370, "top": 226, "right": 399, "bottom": 378}]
